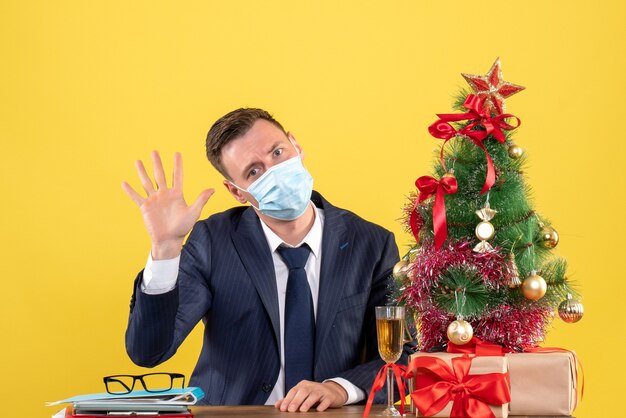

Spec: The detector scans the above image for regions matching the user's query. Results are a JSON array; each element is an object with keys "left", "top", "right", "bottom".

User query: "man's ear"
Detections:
[
  {"left": 287, "top": 132, "right": 304, "bottom": 160},
  {"left": 223, "top": 179, "right": 248, "bottom": 204}
]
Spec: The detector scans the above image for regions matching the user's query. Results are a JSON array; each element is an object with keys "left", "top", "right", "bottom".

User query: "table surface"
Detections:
[
  {"left": 191, "top": 405, "right": 368, "bottom": 416},
  {"left": 190, "top": 405, "right": 573, "bottom": 417}
]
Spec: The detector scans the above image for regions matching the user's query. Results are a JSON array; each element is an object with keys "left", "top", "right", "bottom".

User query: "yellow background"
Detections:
[{"left": 1, "top": 1, "right": 623, "bottom": 416}]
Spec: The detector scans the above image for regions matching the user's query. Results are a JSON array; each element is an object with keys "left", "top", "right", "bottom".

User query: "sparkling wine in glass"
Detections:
[{"left": 375, "top": 306, "right": 405, "bottom": 416}]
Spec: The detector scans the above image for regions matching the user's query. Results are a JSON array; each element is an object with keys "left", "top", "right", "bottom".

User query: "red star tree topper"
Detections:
[{"left": 462, "top": 57, "right": 525, "bottom": 115}]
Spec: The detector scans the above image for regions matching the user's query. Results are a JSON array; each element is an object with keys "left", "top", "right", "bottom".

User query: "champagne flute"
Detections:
[{"left": 375, "top": 306, "right": 405, "bottom": 416}]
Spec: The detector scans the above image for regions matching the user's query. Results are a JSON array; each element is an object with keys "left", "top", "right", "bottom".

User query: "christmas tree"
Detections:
[{"left": 397, "top": 59, "right": 584, "bottom": 352}]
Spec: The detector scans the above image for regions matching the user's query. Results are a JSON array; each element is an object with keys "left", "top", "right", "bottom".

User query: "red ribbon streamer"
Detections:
[
  {"left": 405, "top": 355, "right": 510, "bottom": 418},
  {"left": 409, "top": 199, "right": 424, "bottom": 244},
  {"left": 363, "top": 363, "right": 406, "bottom": 418},
  {"left": 428, "top": 94, "right": 521, "bottom": 194},
  {"left": 416, "top": 175, "right": 458, "bottom": 250}
]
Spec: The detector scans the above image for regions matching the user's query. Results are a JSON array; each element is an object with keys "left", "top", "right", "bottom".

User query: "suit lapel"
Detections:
[
  {"left": 230, "top": 207, "right": 281, "bottom": 352},
  {"left": 313, "top": 193, "right": 354, "bottom": 367}
]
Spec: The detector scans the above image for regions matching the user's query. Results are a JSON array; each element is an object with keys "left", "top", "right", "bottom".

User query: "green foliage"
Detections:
[
  {"left": 453, "top": 89, "right": 473, "bottom": 111},
  {"left": 539, "top": 257, "right": 580, "bottom": 304},
  {"left": 433, "top": 265, "right": 504, "bottom": 317},
  {"left": 389, "top": 273, "right": 406, "bottom": 307}
]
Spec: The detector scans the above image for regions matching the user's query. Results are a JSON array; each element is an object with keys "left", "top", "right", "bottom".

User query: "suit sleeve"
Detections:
[
  {"left": 337, "top": 230, "right": 416, "bottom": 402},
  {"left": 125, "top": 221, "right": 213, "bottom": 367}
]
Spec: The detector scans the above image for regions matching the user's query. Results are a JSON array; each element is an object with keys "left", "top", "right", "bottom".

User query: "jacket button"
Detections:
[{"left": 262, "top": 383, "right": 272, "bottom": 393}]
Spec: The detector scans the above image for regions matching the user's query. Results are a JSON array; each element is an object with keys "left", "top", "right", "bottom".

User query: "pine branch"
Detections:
[{"left": 432, "top": 265, "right": 505, "bottom": 317}]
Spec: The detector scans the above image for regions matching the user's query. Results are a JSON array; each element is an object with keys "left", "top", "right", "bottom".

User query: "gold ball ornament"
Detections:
[
  {"left": 392, "top": 259, "right": 410, "bottom": 280},
  {"left": 522, "top": 271, "right": 547, "bottom": 301},
  {"left": 442, "top": 171, "right": 457, "bottom": 184},
  {"left": 508, "top": 144, "right": 523, "bottom": 159},
  {"left": 539, "top": 226, "right": 559, "bottom": 249},
  {"left": 447, "top": 319, "right": 474, "bottom": 345},
  {"left": 558, "top": 294, "right": 584, "bottom": 323}
]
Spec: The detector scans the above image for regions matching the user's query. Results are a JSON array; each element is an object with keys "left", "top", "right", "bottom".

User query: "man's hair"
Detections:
[{"left": 206, "top": 108, "right": 286, "bottom": 179}]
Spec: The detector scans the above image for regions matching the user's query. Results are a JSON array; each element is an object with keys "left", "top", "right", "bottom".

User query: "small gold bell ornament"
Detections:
[{"left": 507, "top": 253, "right": 522, "bottom": 288}]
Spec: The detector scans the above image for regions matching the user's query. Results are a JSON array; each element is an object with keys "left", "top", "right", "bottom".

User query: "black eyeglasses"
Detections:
[{"left": 103, "top": 373, "right": 186, "bottom": 394}]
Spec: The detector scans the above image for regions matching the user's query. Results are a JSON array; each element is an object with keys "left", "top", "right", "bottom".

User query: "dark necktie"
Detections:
[{"left": 277, "top": 245, "right": 315, "bottom": 393}]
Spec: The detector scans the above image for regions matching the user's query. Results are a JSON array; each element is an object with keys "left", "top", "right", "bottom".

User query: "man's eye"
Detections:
[
  {"left": 248, "top": 168, "right": 259, "bottom": 178},
  {"left": 273, "top": 148, "right": 283, "bottom": 157}
]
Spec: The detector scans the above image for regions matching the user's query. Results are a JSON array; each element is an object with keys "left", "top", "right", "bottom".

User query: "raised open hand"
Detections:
[{"left": 122, "top": 151, "right": 215, "bottom": 259}]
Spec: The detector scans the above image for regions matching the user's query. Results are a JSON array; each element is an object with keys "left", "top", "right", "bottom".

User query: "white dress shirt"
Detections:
[{"left": 142, "top": 203, "right": 365, "bottom": 405}]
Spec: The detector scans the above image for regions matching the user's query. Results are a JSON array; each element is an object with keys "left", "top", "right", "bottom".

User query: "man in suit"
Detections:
[{"left": 122, "top": 108, "right": 408, "bottom": 412}]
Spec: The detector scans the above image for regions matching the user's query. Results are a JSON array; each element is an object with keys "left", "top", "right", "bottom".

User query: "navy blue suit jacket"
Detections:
[{"left": 125, "top": 191, "right": 408, "bottom": 405}]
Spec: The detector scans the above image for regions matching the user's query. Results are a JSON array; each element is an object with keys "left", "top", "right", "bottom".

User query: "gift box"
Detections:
[
  {"left": 506, "top": 351, "right": 578, "bottom": 416},
  {"left": 407, "top": 352, "right": 510, "bottom": 418}
]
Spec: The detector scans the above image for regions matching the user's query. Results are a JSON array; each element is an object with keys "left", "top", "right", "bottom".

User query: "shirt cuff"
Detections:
[
  {"left": 142, "top": 252, "right": 180, "bottom": 295},
  {"left": 324, "top": 377, "right": 366, "bottom": 405}
]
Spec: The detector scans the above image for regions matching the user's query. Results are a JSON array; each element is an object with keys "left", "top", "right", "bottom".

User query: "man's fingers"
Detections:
[
  {"left": 172, "top": 152, "right": 183, "bottom": 190},
  {"left": 298, "top": 392, "right": 322, "bottom": 412},
  {"left": 286, "top": 388, "right": 311, "bottom": 413},
  {"left": 316, "top": 396, "right": 332, "bottom": 412},
  {"left": 190, "top": 188, "right": 215, "bottom": 216},
  {"left": 277, "top": 381, "right": 344, "bottom": 413},
  {"left": 121, "top": 181, "right": 145, "bottom": 206},
  {"left": 135, "top": 160, "right": 156, "bottom": 195},
  {"left": 151, "top": 150, "right": 168, "bottom": 189},
  {"left": 279, "top": 387, "right": 298, "bottom": 412}
]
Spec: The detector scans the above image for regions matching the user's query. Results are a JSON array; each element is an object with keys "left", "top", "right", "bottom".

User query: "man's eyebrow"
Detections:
[
  {"left": 266, "top": 140, "right": 284, "bottom": 153},
  {"left": 240, "top": 140, "right": 286, "bottom": 178}
]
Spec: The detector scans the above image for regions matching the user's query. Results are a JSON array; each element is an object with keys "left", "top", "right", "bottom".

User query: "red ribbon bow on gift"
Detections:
[
  {"left": 405, "top": 354, "right": 511, "bottom": 418},
  {"left": 415, "top": 174, "right": 458, "bottom": 250},
  {"left": 447, "top": 339, "right": 585, "bottom": 408},
  {"left": 428, "top": 94, "right": 521, "bottom": 195},
  {"left": 363, "top": 363, "right": 406, "bottom": 418}
]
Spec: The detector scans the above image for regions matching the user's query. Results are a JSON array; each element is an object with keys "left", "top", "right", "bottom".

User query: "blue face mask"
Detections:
[{"left": 232, "top": 155, "right": 313, "bottom": 221}]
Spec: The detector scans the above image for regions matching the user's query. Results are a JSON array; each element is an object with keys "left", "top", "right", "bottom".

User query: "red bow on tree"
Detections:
[
  {"left": 416, "top": 174, "right": 458, "bottom": 250},
  {"left": 406, "top": 355, "right": 511, "bottom": 418},
  {"left": 428, "top": 94, "right": 521, "bottom": 194}
]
